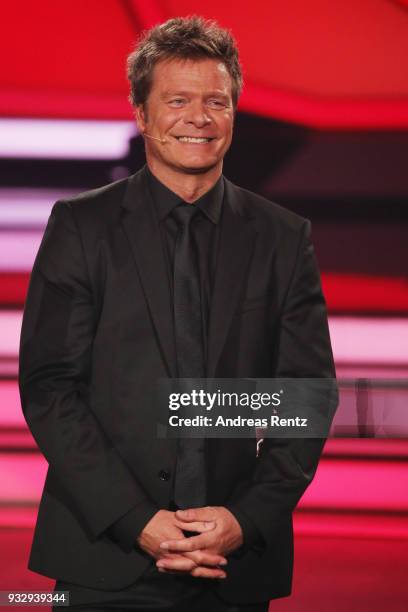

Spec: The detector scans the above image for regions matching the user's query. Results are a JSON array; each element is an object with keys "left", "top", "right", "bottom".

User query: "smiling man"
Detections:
[
  {"left": 134, "top": 56, "right": 234, "bottom": 200},
  {"left": 19, "top": 16, "right": 336, "bottom": 612}
]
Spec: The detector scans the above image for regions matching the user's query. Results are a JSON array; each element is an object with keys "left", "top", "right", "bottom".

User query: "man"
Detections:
[{"left": 19, "top": 16, "right": 336, "bottom": 612}]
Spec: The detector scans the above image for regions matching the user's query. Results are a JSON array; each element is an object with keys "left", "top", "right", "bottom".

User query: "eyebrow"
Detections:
[{"left": 161, "top": 90, "right": 230, "bottom": 99}]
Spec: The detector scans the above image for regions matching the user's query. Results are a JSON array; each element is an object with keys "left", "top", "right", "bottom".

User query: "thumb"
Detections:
[{"left": 175, "top": 507, "right": 214, "bottom": 522}]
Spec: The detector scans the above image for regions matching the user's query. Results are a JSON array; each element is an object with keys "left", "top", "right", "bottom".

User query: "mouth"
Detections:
[{"left": 174, "top": 136, "right": 216, "bottom": 144}]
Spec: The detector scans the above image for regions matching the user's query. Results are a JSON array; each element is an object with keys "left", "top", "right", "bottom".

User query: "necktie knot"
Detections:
[{"left": 172, "top": 204, "right": 199, "bottom": 229}]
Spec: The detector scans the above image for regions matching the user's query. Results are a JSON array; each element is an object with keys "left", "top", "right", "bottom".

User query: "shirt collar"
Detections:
[{"left": 145, "top": 165, "right": 224, "bottom": 224}]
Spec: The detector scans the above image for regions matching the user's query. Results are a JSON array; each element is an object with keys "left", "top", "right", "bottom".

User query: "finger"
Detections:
[
  {"left": 160, "top": 533, "right": 211, "bottom": 553},
  {"left": 183, "top": 550, "right": 227, "bottom": 567},
  {"left": 160, "top": 550, "right": 227, "bottom": 566},
  {"left": 157, "top": 567, "right": 226, "bottom": 579},
  {"left": 156, "top": 556, "right": 196, "bottom": 572},
  {"left": 174, "top": 519, "right": 215, "bottom": 533},
  {"left": 175, "top": 508, "right": 216, "bottom": 523},
  {"left": 160, "top": 553, "right": 191, "bottom": 561},
  {"left": 190, "top": 566, "right": 227, "bottom": 579}
]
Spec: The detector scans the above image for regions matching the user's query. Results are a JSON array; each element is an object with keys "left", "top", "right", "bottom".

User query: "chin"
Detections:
[{"left": 176, "top": 157, "right": 220, "bottom": 175}]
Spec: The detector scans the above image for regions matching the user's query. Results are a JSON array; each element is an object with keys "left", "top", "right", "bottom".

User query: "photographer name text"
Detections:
[{"left": 167, "top": 415, "right": 308, "bottom": 428}]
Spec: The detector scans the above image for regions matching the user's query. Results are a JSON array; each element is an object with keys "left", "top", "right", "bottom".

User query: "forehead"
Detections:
[{"left": 150, "top": 57, "right": 232, "bottom": 95}]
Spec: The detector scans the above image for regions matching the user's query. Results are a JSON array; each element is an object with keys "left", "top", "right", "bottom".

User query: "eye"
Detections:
[
  {"left": 169, "top": 98, "right": 186, "bottom": 107},
  {"left": 208, "top": 99, "right": 226, "bottom": 109}
]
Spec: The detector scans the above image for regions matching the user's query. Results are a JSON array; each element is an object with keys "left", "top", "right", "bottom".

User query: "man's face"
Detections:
[{"left": 136, "top": 57, "right": 235, "bottom": 175}]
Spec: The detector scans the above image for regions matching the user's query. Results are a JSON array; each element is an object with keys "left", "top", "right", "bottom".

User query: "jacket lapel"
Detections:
[
  {"left": 120, "top": 167, "right": 177, "bottom": 377},
  {"left": 207, "top": 179, "right": 258, "bottom": 378}
]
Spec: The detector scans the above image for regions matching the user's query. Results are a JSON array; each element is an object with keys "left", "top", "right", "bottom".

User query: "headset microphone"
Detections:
[{"left": 144, "top": 133, "right": 166, "bottom": 144}]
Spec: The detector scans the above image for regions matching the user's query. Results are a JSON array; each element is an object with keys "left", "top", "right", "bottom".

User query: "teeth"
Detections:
[{"left": 177, "top": 137, "right": 211, "bottom": 143}]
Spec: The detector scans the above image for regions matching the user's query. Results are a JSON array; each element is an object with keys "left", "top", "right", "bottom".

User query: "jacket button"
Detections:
[{"left": 158, "top": 469, "right": 170, "bottom": 481}]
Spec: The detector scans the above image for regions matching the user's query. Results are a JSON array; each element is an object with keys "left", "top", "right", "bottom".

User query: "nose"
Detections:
[{"left": 183, "top": 100, "right": 212, "bottom": 128}]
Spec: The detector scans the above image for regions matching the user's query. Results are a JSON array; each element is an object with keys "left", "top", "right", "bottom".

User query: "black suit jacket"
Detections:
[{"left": 19, "top": 166, "right": 336, "bottom": 604}]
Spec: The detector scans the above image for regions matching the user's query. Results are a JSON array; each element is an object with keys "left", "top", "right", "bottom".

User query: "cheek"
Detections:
[
  {"left": 165, "top": 112, "right": 184, "bottom": 127},
  {"left": 151, "top": 110, "right": 179, "bottom": 129},
  {"left": 220, "top": 115, "right": 234, "bottom": 136},
  {"left": 220, "top": 125, "right": 233, "bottom": 146}
]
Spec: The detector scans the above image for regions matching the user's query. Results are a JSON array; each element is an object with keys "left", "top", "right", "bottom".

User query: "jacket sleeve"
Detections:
[
  {"left": 18, "top": 200, "right": 158, "bottom": 543},
  {"left": 227, "top": 219, "right": 337, "bottom": 550},
  {"left": 226, "top": 504, "right": 265, "bottom": 556},
  {"left": 106, "top": 504, "right": 158, "bottom": 553}
]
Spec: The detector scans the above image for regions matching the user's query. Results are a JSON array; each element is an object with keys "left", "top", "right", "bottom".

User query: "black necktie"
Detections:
[{"left": 172, "top": 204, "right": 206, "bottom": 508}]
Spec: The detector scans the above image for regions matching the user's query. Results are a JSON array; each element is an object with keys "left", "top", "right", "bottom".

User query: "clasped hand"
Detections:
[{"left": 137, "top": 506, "right": 243, "bottom": 579}]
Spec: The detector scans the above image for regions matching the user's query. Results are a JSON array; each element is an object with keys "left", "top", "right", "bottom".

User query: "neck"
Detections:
[{"left": 146, "top": 159, "right": 222, "bottom": 203}]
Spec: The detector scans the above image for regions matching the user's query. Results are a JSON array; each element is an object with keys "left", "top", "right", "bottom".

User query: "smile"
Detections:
[{"left": 175, "top": 136, "right": 215, "bottom": 144}]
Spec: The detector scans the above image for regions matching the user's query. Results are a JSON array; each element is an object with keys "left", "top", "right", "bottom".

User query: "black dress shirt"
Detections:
[{"left": 147, "top": 165, "right": 223, "bottom": 370}]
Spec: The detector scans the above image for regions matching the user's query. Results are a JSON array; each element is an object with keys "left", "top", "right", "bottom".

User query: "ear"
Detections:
[{"left": 135, "top": 104, "right": 147, "bottom": 133}]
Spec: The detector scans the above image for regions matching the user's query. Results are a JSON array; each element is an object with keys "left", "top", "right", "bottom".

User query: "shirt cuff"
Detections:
[
  {"left": 226, "top": 504, "right": 265, "bottom": 556},
  {"left": 106, "top": 500, "right": 158, "bottom": 553}
]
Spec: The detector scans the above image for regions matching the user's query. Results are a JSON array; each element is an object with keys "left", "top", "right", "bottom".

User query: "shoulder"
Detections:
[
  {"left": 224, "top": 177, "right": 309, "bottom": 237},
  {"left": 48, "top": 167, "right": 147, "bottom": 235},
  {"left": 53, "top": 175, "right": 131, "bottom": 222},
  {"left": 65, "top": 176, "right": 129, "bottom": 206}
]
